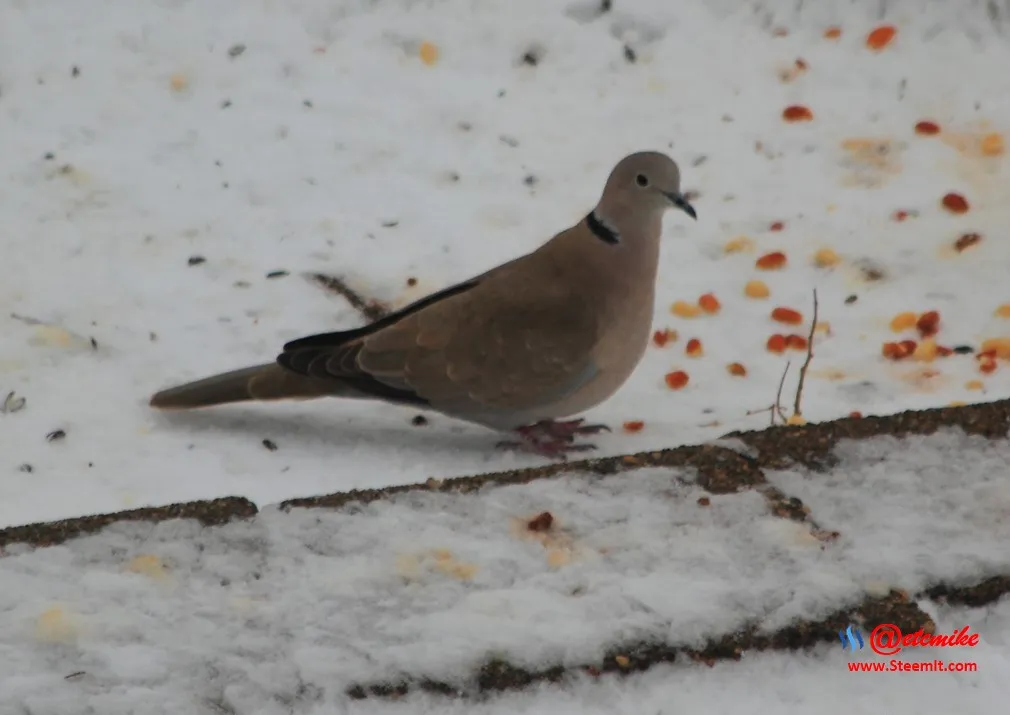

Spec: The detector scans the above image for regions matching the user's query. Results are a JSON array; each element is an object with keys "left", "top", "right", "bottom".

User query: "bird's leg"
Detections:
[
  {"left": 526, "top": 418, "right": 611, "bottom": 441},
  {"left": 496, "top": 418, "right": 611, "bottom": 459}
]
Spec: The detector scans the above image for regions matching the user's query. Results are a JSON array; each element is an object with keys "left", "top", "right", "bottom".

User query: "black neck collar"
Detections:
[{"left": 586, "top": 211, "right": 619, "bottom": 244}]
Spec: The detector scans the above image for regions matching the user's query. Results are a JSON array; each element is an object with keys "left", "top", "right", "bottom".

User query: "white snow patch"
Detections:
[
  {"left": 3, "top": 429, "right": 1009, "bottom": 710},
  {"left": 341, "top": 599, "right": 1010, "bottom": 715},
  {"left": 2, "top": 0, "right": 1010, "bottom": 525},
  {"left": 763, "top": 428, "right": 1010, "bottom": 624}
]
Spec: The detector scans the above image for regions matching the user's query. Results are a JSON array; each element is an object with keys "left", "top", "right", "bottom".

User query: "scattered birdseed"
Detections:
[{"left": 1, "top": 391, "right": 26, "bottom": 414}]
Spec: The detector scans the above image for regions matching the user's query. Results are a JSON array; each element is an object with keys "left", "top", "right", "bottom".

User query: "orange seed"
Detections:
[
  {"left": 622, "top": 420, "right": 645, "bottom": 433},
  {"left": 980, "top": 337, "right": 1010, "bottom": 359},
  {"left": 882, "top": 340, "right": 916, "bottom": 360},
  {"left": 786, "top": 334, "right": 808, "bottom": 350},
  {"left": 698, "top": 293, "right": 721, "bottom": 314},
  {"left": 671, "top": 300, "right": 702, "bottom": 318},
  {"left": 686, "top": 338, "right": 704, "bottom": 357},
  {"left": 418, "top": 41, "right": 440, "bottom": 65},
  {"left": 782, "top": 105, "right": 814, "bottom": 122},
  {"left": 744, "top": 280, "right": 770, "bottom": 298},
  {"left": 980, "top": 133, "right": 1005, "bottom": 157},
  {"left": 881, "top": 342, "right": 900, "bottom": 359},
  {"left": 665, "top": 371, "right": 689, "bottom": 389},
  {"left": 652, "top": 328, "right": 677, "bottom": 347},
  {"left": 727, "top": 362, "right": 747, "bottom": 376},
  {"left": 941, "top": 193, "right": 969, "bottom": 214},
  {"left": 913, "top": 338, "right": 938, "bottom": 362},
  {"left": 813, "top": 248, "right": 840, "bottom": 267},
  {"left": 916, "top": 310, "right": 940, "bottom": 338},
  {"left": 756, "top": 252, "right": 788, "bottom": 270},
  {"left": 890, "top": 312, "right": 917, "bottom": 332},
  {"left": 169, "top": 73, "right": 188, "bottom": 91},
  {"left": 914, "top": 120, "right": 940, "bottom": 136},
  {"left": 866, "top": 25, "right": 897, "bottom": 51},
  {"left": 767, "top": 334, "right": 787, "bottom": 353},
  {"left": 954, "top": 233, "right": 982, "bottom": 252},
  {"left": 771, "top": 307, "right": 803, "bottom": 325},
  {"left": 724, "top": 236, "right": 755, "bottom": 253}
]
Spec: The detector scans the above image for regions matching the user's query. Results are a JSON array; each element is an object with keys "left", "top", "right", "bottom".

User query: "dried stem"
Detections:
[
  {"left": 792, "top": 289, "right": 819, "bottom": 417},
  {"left": 774, "top": 361, "right": 791, "bottom": 424},
  {"left": 744, "top": 359, "right": 792, "bottom": 425}
]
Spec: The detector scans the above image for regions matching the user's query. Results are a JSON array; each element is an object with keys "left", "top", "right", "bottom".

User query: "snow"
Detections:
[
  {"left": 764, "top": 429, "right": 1010, "bottom": 611},
  {"left": 2, "top": 0, "right": 1010, "bottom": 525},
  {"left": 2, "top": 430, "right": 1008, "bottom": 712},
  {"left": 2, "top": 0, "right": 1010, "bottom": 711},
  {"left": 339, "top": 598, "right": 1010, "bottom": 715}
]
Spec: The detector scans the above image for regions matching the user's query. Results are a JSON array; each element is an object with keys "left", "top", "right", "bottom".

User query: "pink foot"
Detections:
[
  {"left": 522, "top": 418, "right": 611, "bottom": 441},
  {"left": 496, "top": 418, "right": 611, "bottom": 459}
]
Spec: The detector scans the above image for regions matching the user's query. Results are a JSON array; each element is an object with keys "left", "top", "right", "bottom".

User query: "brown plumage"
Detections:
[{"left": 150, "top": 151, "right": 696, "bottom": 455}]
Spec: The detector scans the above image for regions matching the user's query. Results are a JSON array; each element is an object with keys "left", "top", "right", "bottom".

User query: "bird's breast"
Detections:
[{"left": 543, "top": 287, "right": 653, "bottom": 419}]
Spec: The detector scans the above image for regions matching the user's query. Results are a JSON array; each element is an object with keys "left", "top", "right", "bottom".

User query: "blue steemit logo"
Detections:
[{"left": 839, "top": 624, "right": 865, "bottom": 650}]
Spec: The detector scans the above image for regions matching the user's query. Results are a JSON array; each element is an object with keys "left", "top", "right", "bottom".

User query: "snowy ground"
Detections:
[
  {"left": 2, "top": 430, "right": 1008, "bottom": 712},
  {"left": 1, "top": 0, "right": 1009, "bottom": 525},
  {"left": 2, "top": 0, "right": 1010, "bottom": 711}
]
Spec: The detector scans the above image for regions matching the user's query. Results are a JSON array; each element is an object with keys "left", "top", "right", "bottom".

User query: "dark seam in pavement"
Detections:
[{"left": 345, "top": 590, "right": 932, "bottom": 699}]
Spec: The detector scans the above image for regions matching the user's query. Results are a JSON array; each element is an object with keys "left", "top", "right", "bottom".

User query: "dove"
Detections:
[{"left": 150, "top": 151, "right": 697, "bottom": 457}]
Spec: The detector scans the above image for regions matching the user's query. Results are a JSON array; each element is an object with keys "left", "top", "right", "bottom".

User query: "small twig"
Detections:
[
  {"left": 773, "top": 361, "right": 791, "bottom": 424},
  {"left": 792, "top": 289, "right": 819, "bottom": 417},
  {"left": 745, "top": 360, "right": 791, "bottom": 425}
]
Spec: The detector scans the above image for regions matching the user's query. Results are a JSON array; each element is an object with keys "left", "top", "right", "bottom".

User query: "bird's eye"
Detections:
[{"left": 635, "top": 173, "right": 649, "bottom": 187}]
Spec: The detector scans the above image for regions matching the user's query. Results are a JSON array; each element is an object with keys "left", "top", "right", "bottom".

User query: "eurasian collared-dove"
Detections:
[{"left": 150, "top": 151, "right": 696, "bottom": 456}]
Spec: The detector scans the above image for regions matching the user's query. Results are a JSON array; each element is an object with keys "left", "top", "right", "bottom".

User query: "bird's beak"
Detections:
[{"left": 664, "top": 191, "right": 697, "bottom": 220}]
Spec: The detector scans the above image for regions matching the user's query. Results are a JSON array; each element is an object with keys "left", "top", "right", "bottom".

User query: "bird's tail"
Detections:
[{"left": 149, "top": 363, "right": 334, "bottom": 409}]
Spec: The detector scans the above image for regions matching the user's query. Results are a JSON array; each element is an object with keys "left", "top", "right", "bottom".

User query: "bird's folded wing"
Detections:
[{"left": 278, "top": 278, "right": 601, "bottom": 413}]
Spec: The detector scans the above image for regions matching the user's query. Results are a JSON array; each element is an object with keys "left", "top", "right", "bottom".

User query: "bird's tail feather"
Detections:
[{"left": 149, "top": 363, "right": 333, "bottom": 409}]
